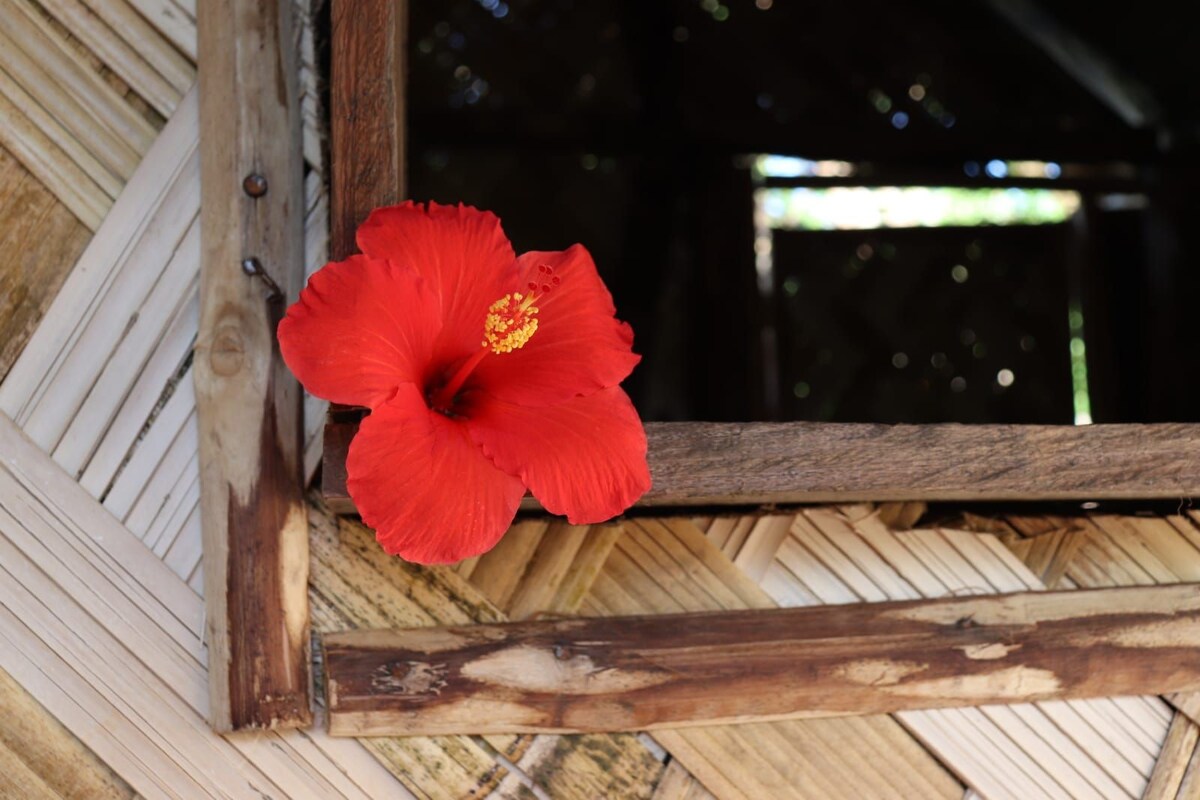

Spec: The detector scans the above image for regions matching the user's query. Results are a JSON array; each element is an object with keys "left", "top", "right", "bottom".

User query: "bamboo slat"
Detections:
[
  {"left": 0, "top": 79, "right": 110, "bottom": 230},
  {"left": 38, "top": 0, "right": 192, "bottom": 115},
  {"left": 0, "top": 668, "right": 134, "bottom": 800},
  {"left": 0, "top": 412, "right": 411, "bottom": 798},
  {"left": 0, "top": 146, "right": 91, "bottom": 381},
  {"left": 0, "top": 1, "right": 153, "bottom": 174}
]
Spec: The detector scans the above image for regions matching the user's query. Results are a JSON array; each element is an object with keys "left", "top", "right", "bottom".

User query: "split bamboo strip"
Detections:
[
  {"left": 39, "top": 0, "right": 192, "bottom": 114},
  {"left": 0, "top": 82, "right": 108, "bottom": 230},
  {"left": 0, "top": 668, "right": 134, "bottom": 800},
  {"left": 125, "top": 0, "right": 197, "bottom": 60},
  {"left": 195, "top": 0, "right": 310, "bottom": 731},
  {"left": 0, "top": 1, "right": 153, "bottom": 174},
  {"left": 0, "top": 87, "right": 198, "bottom": 424},
  {"left": 1144, "top": 714, "right": 1200, "bottom": 799},
  {"left": 0, "top": 146, "right": 91, "bottom": 379},
  {"left": 0, "top": 412, "right": 410, "bottom": 798},
  {"left": 51, "top": 218, "right": 199, "bottom": 474},
  {"left": 0, "top": 63, "right": 123, "bottom": 200}
]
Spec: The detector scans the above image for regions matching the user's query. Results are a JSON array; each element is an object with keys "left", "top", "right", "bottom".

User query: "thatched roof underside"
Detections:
[{"left": 2, "top": 2, "right": 1200, "bottom": 798}]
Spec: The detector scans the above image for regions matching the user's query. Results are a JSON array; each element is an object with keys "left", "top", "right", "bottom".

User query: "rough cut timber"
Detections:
[
  {"left": 323, "top": 418, "right": 1200, "bottom": 512},
  {"left": 195, "top": 0, "right": 311, "bottom": 730},
  {"left": 330, "top": 0, "right": 406, "bottom": 258},
  {"left": 324, "top": 584, "right": 1200, "bottom": 736}
]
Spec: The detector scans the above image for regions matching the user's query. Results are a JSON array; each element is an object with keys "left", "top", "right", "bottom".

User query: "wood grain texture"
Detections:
[
  {"left": 0, "top": 145, "right": 91, "bottom": 382},
  {"left": 330, "top": 0, "right": 406, "bottom": 259},
  {"left": 324, "top": 418, "right": 1200, "bottom": 510},
  {"left": 324, "top": 584, "right": 1200, "bottom": 736},
  {"left": 196, "top": 0, "right": 311, "bottom": 731}
]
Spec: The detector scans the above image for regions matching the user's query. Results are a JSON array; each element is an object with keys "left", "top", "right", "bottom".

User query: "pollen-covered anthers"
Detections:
[
  {"left": 483, "top": 293, "right": 539, "bottom": 353},
  {"left": 482, "top": 264, "right": 560, "bottom": 354}
]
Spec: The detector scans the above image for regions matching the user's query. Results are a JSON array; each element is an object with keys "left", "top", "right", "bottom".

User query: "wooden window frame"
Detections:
[{"left": 199, "top": 0, "right": 1200, "bottom": 734}]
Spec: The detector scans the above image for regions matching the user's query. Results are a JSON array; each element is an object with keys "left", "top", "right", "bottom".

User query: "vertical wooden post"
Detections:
[
  {"left": 330, "top": 0, "right": 407, "bottom": 259},
  {"left": 196, "top": 0, "right": 311, "bottom": 731}
]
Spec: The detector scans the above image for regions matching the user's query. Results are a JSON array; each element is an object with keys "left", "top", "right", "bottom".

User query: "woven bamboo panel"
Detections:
[{"left": 0, "top": 1, "right": 1195, "bottom": 797}]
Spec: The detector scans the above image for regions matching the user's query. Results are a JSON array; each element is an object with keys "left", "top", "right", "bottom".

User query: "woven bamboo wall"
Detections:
[{"left": 2, "top": 3, "right": 1200, "bottom": 798}]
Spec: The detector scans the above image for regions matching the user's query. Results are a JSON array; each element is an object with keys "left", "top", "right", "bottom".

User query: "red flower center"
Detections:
[{"left": 427, "top": 264, "right": 560, "bottom": 415}]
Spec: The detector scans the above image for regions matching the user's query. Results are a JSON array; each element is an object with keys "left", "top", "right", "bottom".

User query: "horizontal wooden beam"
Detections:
[
  {"left": 322, "top": 415, "right": 1200, "bottom": 512},
  {"left": 323, "top": 584, "right": 1200, "bottom": 736}
]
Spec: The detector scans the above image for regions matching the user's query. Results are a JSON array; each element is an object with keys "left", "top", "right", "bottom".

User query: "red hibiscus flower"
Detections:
[{"left": 278, "top": 202, "right": 650, "bottom": 564}]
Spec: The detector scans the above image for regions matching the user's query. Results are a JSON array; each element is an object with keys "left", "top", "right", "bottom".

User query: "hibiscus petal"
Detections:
[
  {"left": 347, "top": 383, "right": 526, "bottom": 564},
  {"left": 278, "top": 255, "right": 440, "bottom": 408},
  {"left": 357, "top": 202, "right": 519, "bottom": 362},
  {"left": 466, "top": 386, "right": 650, "bottom": 524},
  {"left": 470, "top": 245, "right": 641, "bottom": 407}
]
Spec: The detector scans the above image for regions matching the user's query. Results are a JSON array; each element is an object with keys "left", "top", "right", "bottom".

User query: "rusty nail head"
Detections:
[
  {"left": 241, "top": 257, "right": 262, "bottom": 276},
  {"left": 242, "top": 173, "right": 268, "bottom": 197}
]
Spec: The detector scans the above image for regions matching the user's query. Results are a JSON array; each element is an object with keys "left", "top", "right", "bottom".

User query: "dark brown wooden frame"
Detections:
[{"left": 308, "top": 0, "right": 1200, "bottom": 737}]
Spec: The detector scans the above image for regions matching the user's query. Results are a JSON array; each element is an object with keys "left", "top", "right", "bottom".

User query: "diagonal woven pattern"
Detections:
[{"left": 0, "top": 2, "right": 1196, "bottom": 798}]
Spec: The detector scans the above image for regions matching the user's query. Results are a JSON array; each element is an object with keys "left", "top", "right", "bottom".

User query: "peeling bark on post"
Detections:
[
  {"left": 196, "top": 0, "right": 311, "bottom": 731},
  {"left": 324, "top": 584, "right": 1200, "bottom": 736}
]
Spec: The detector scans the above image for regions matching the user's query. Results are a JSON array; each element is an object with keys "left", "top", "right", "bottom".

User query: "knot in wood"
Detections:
[{"left": 209, "top": 324, "right": 246, "bottom": 377}]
